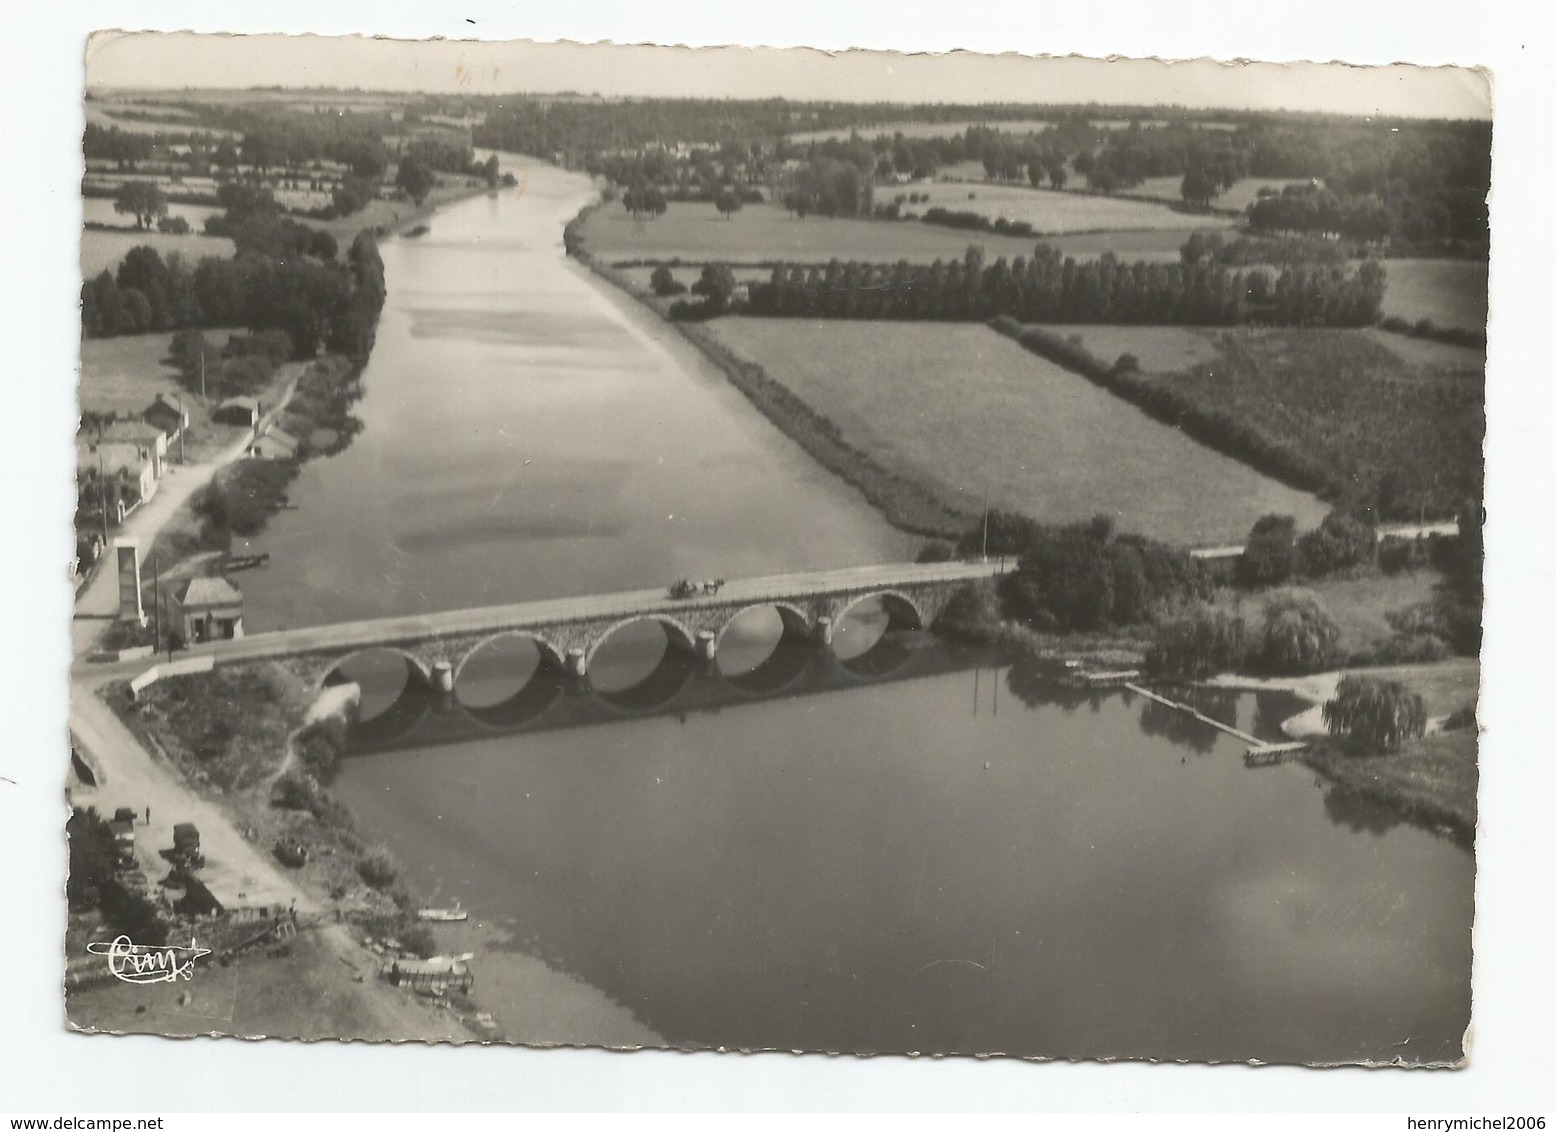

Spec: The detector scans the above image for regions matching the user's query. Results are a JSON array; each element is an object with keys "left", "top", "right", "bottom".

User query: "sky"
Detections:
[{"left": 85, "top": 32, "right": 1493, "bottom": 119}]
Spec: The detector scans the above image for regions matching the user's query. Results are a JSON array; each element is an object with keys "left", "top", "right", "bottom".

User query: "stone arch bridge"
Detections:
[{"left": 173, "top": 560, "right": 1006, "bottom": 694}]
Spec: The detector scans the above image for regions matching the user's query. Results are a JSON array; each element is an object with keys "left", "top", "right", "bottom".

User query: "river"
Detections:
[{"left": 242, "top": 158, "right": 1473, "bottom": 1063}]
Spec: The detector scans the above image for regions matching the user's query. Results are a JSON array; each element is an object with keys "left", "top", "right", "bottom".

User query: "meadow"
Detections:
[
  {"left": 79, "top": 325, "right": 244, "bottom": 415},
  {"left": 579, "top": 200, "right": 1053, "bottom": 265},
  {"left": 704, "top": 318, "right": 1330, "bottom": 546},
  {"left": 580, "top": 195, "right": 1221, "bottom": 268},
  {"left": 82, "top": 197, "right": 222, "bottom": 230},
  {"left": 1380, "top": 258, "right": 1489, "bottom": 334},
  {"left": 80, "top": 227, "right": 234, "bottom": 277},
  {"left": 1129, "top": 176, "right": 1312, "bottom": 214},
  {"left": 901, "top": 181, "right": 1232, "bottom": 234}
]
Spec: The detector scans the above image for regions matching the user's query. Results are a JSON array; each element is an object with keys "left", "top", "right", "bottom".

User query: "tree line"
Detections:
[
  {"left": 742, "top": 244, "right": 1386, "bottom": 327},
  {"left": 81, "top": 228, "right": 386, "bottom": 360}
]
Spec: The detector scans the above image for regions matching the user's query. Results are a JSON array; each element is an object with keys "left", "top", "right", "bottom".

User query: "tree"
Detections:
[
  {"left": 1181, "top": 166, "right": 1219, "bottom": 209},
  {"left": 1260, "top": 589, "right": 1341, "bottom": 674},
  {"left": 1237, "top": 514, "right": 1298, "bottom": 587},
  {"left": 395, "top": 156, "right": 436, "bottom": 205},
  {"left": 113, "top": 181, "right": 168, "bottom": 230},
  {"left": 649, "top": 265, "right": 685, "bottom": 296},
  {"left": 1322, "top": 674, "right": 1426, "bottom": 751},
  {"left": 1148, "top": 605, "right": 1251, "bottom": 678},
  {"left": 715, "top": 187, "right": 744, "bottom": 220}
]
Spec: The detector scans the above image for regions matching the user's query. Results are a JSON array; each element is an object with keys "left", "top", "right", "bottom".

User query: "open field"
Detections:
[
  {"left": 787, "top": 118, "right": 1055, "bottom": 145},
  {"left": 1131, "top": 176, "right": 1315, "bottom": 214},
  {"left": 580, "top": 200, "right": 1054, "bottom": 265},
  {"left": 82, "top": 198, "right": 223, "bottom": 231},
  {"left": 80, "top": 328, "right": 195, "bottom": 414},
  {"left": 1381, "top": 258, "right": 1489, "bottom": 333},
  {"left": 1135, "top": 327, "right": 1484, "bottom": 518},
  {"left": 704, "top": 318, "right": 1330, "bottom": 546},
  {"left": 1362, "top": 328, "right": 1485, "bottom": 371},
  {"left": 81, "top": 227, "right": 233, "bottom": 277},
  {"left": 898, "top": 182, "right": 1234, "bottom": 234},
  {"left": 85, "top": 102, "right": 238, "bottom": 137}
]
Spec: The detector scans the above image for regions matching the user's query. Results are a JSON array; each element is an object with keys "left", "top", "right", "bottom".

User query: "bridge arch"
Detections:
[
  {"left": 584, "top": 614, "right": 699, "bottom": 670},
  {"left": 835, "top": 589, "right": 926, "bottom": 633},
  {"left": 713, "top": 601, "right": 813, "bottom": 652},
  {"left": 318, "top": 647, "right": 436, "bottom": 746},
  {"left": 317, "top": 646, "right": 431, "bottom": 692},
  {"left": 450, "top": 630, "right": 566, "bottom": 688}
]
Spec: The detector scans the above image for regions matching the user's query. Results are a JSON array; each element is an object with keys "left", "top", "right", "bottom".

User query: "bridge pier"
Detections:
[
  {"left": 812, "top": 616, "right": 834, "bottom": 648},
  {"left": 565, "top": 647, "right": 588, "bottom": 679},
  {"left": 430, "top": 661, "right": 454, "bottom": 695},
  {"left": 695, "top": 630, "right": 717, "bottom": 662}
]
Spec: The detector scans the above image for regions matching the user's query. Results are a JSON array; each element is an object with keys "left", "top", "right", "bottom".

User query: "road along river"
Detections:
[{"left": 236, "top": 157, "right": 1472, "bottom": 1062}]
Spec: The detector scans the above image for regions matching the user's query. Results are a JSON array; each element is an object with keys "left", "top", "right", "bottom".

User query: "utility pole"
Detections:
[
  {"left": 152, "top": 553, "right": 163, "bottom": 657},
  {"left": 97, "top": 444, "right": 109, "bottom": 546},
  {"left": 199, "top": 351, "right": 207, "bottom": 402},
  {"left": 176, "top": 391, "right": 186, "bottom": 465},
  {"left": 981, "top": 487, "right": 990, "bottom": 562}
]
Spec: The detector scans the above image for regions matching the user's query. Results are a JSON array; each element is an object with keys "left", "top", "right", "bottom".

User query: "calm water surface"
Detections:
[
  {"left": 239, "top": 161, "right": 912, "bottom": 631},
  {"left": 333, "top": 657, "right": 1472, "bottom": 1063},
  {"left": 242, "top": 157, "right": 1471, "bottom": 1062}
]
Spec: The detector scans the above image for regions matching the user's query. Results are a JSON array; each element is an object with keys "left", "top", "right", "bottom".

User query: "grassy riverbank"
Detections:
[
  {"left": 1205, "top": 658, "right": 1479, "bottom": 845},
  {"left": 102, "top": 661, "right": 661, "bottom": 1046}
]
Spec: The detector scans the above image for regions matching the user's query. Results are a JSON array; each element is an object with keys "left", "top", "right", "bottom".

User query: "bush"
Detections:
[
  {"left": 1260, "top": 589, "right": 1341, "bottom": 673},
  {"left": 1297, "top": 510, "right": 1377, "bottom": 578},
  {"left": 223, "top": 329, "right": 292, "bottom": 366},
  {"left": 271, "top": 767, "right": 318, "bottom": 810},
  {"left": 294, "top": 715, "right": 349, "bottom": 778},
  {"left": 1379, "top": 538, "right": 1427, "bottom": 575},
  {"left": 157, "top": 215, "right": 191, "bottom": 234},
  {"left": 1371, "top": 632, "right": 1450, "bottom": 664},
  {"left": 358, "top": 847, "right": 398, "bottom": 889}
]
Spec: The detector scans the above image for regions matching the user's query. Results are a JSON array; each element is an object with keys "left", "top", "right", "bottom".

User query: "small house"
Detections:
[
  {"left": 171, "top": 576, "right": 244, "bottom": 643},
  {"left": 77, "top": 436, "right": 158, "bottom": 514},
  {"left": 89, "top": 421, "right": 168, "bottom": 480},
  {"left": 142, "top": 393, "right": 189, "bottom": 442},
  {"left": 214, "top": 396, "right": 262, "bottom": 428},
  {"left": 249, "top": 424, "right": 299, "bottom": 460}
]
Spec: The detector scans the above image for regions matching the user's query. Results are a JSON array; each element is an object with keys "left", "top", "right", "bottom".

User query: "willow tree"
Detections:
[{"left": 1323, "top": 675, "right": 1427, "bottom": 752}]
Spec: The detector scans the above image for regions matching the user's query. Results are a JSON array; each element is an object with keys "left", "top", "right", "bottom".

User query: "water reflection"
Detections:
[
  {"left": 1322, "top": 783, "right": 1407, "bottom": 838},
  {"left": 332, "top": 653, "right": 1474, "bottom": 1063}
]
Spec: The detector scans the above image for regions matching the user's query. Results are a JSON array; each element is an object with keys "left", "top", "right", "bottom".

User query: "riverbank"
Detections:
[
  {"left": 567, "top": 203, "right": 973, "bottom": 540},
  {"left": 93, "top": 656, "right": 663, "bottom": 1047},
  {"left": 1203, "top": 659, "right": 1480, "bottom": 844},
  {"left": 933, "top": 577, "right": 1479, "bottom": 843}
]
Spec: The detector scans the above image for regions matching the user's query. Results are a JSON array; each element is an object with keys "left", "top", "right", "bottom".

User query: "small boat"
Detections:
[
  {"left": 223, "top": 552, "right": 271, "bottom": 571},
  {"left": 417, "top": 905, "right": 468, "bottom": 922}
]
